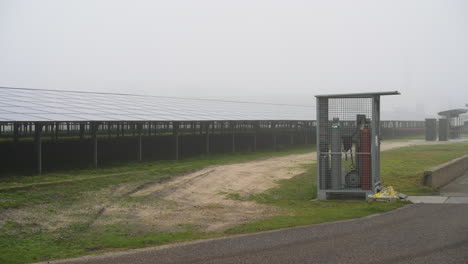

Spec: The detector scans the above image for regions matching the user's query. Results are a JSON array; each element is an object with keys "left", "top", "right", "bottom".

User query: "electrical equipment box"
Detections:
[
  {"left": 315, "top": 91, "right": 400, "bottom": 200},
  {"left": 438, "top": 119, "right": 449, "bottom": 141},
  {"left": 425, "top": 118, "right": 437, "bottom": 141}
]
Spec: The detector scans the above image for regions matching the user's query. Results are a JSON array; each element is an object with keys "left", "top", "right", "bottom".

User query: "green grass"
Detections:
[
  {"left": 0, "top": 146, "right": 316, "bottom": 263},
  {"left": 381, "top": 142, "right": 468, "bottom": 195},
  {"left": 225, "top": 142, "right": 468, "bottom": 233},
  {"left": 382, "top": 134, "right": 424, "bottom": 142},
  {"left": 0, "top": 222, "right": 219, "bottom": 264},
  {"left": 1, "top": 142, "right": 468, "bottom": 263},
  {"left": 225, "top": 164, "right": 405, "bottom": 234}
]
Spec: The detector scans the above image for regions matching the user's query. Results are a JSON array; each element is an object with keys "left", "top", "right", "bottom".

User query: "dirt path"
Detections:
[
  {"left": 125, "top": 140, "right": 441, "bottom": 231},
  {"left": 133, "top": 140, "right": 441, "bottom": 202}
]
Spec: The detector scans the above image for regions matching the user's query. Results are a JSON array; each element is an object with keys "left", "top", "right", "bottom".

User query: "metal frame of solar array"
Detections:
[
  {"left": 316, "top": 92, "right": 399, "bottom": 200},
  {"left": 0, "top": 119, "right": 316, "bottom": 174},
  {"left": 0, "top": 87, "right": 320, "bottom": 174},
  {"left": 0, "top": 121, "right": 315, "bottom": 141},
  {"left": 0, "top": 88, "right": 410, "bottom": 177}
]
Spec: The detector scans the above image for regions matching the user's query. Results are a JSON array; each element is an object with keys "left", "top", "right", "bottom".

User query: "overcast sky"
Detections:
[{"left": 1, "top": 0, "right": 467, "bottom": 120}]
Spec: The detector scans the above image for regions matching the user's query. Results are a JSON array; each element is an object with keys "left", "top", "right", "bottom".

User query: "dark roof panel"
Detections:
[
  {"left": 315, "top": 91, "right": 400, "bottom": 98},
  {"left": 438, "top": 109, "right": 468, "bottom": 117}
]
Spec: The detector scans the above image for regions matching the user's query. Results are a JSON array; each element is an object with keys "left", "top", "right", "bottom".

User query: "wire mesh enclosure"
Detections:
[
  {"left": 316, "top": 92, "right": 399, "bottom": 200},
  {"left": 437, "top": 109, "right": 468, "bottom": 140}
]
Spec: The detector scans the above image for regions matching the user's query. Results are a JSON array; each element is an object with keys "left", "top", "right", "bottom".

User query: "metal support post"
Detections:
[
  {"left": 205, "top": 122, "right": 210, "bottom": 155},
  {"left": 79, "top": 123, "right": 85, "bottom": 140},
  {"left": 174, "top": 122, "right": 179, "bottom": 160},
  {"left": 13, "top": 123, "right": 19, "bottom": 142},
  {"left": 107, "top": 123, "right": 112, "bottom": 138},
  {"left": 317, "top": 97, "right": 329, "bottom": 199},
  {"left": 253, "top": 122, "right": 258, "bottom": 152},
  {"left": 54, "top": 122, "right": 59, "bottom": 141},
  {"left": 371, "top": 96, "right": 381, "bottom": 189},
  {"left": 50, "top": 123, "right": 54, "bottom": 141},
  {"left": 92, "top": 122, "right": 98, "bottom": 168},
  {"left": 231, "top": 122, "right": 235, "bottom": 153},
  {"left": 253, "top": 134, "right": 257, "bottom": 152},
  {"left": 138, "top": 123, "right": 143, "bottom": 161},
  {"left": 34, "top": 123, "right": 42, "bottom": 175},
  {"left": 304, "top": 126, "right": 308, "bottom": 145}
]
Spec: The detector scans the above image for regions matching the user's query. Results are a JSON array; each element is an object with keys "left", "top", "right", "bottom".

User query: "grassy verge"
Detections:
[
  {"left": 225, "top": 142, "right": 468, "bottom": 233},
  {"left": 1, "top": 142, "right": 468, "bottom": 263},
  {"left": 225, "top": 164, "right": 404, "bottom": 234},
  {"left": 0, "top": 223, "right": 220, "bottom": 264},
  {"left": 380, "top": 142, "right": 468, "bottom": 195}
]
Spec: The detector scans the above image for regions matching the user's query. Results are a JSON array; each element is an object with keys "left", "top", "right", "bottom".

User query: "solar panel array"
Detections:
[{"left": 0, "top": 87, "right": 315, "bottom": 122}]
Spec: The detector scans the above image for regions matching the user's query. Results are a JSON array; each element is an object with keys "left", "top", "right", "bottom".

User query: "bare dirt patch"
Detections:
[
  {"left": 125, "top": 140, "right": 437, "bottom": 232},
  {"left": 128, "top": 153, "right": 315, "bottom": 231}
]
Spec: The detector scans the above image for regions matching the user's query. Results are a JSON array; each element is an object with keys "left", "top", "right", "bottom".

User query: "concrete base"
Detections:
[
  {"left": 410, "top": 158, "right": 468, "bottom": 204},
  {"left": 410, "top": 169, "right": 468, "bottom": 204},
  {"left": 445, "top": 197, "right": 468, "bottom": 204},
  {"left": 407, "top": 196, "right": 448, "bottom": 204},
  {"left": 440, "top": 171, "right": 468, "bottom": 197},
  {"left": 423, "top": 154, "right": 468, "bottom": 190},
  {"left": 317, "top": 189, "right": 374, "bottom": 200},
  {"left": 407, "top": 196, "right": 468, "bottom": 204}
]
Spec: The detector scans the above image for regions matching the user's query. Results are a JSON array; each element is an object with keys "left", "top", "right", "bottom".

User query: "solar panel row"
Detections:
[{"left": 0, "top": 87, "right": 315, "bottom": 122}]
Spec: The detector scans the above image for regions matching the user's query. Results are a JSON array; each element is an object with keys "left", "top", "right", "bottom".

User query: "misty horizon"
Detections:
[{"left": 1, "top": 0, "right": 468, "bottom": 120}]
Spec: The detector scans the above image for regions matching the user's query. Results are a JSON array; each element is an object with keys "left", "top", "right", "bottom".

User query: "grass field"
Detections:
[
  {"left": 1, "top": 142, "right": 467, "bottom": 263},
  {"left": 380, "top": 142, "right": 468, "bottom": 195},
  {"left": 382, "top": 134, "right": 424, "bottom": 142}
]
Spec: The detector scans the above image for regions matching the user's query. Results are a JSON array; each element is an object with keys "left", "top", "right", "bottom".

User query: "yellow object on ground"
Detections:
[{"left": 368, "top": 186, "right": 402, "bottom": 201}]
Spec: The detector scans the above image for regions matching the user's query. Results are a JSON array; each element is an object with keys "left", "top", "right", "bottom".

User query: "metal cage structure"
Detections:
[
  {"left": 316, "top": 91, "right": 400, "bottom": 200},
  {"left": 438, "top": 109, "right": 468, "bottom": 140}
]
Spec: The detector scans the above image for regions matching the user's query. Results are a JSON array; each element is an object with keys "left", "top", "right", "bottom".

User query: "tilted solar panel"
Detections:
[{"left": 0, "top": 87, "right": 315, "bottom": 122}]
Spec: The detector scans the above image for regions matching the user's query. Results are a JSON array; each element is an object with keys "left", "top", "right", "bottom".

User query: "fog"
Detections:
[{"left": 1, "top": 0, "right": 468, "bottom": 120}]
